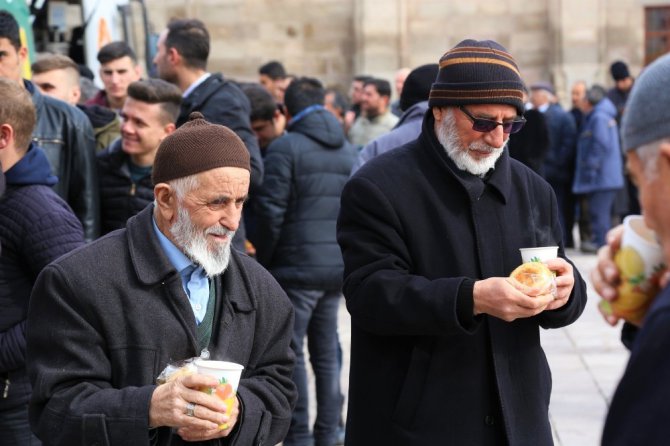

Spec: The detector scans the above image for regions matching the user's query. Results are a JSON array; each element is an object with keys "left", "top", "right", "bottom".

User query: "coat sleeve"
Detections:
[
  {"left": 337, "top": 175, "right": 477, "bottom": 337},
  {"left": 556, "top": 110, "right": 577, "bottom": 169},
  {"left": 27, "top": 264, "right": 155, "bottom": 446},
  {"left": 66, "top": 113, "right": 100, "bottom": 241},
  {"left": 253, "top": 140, "right": 293, "bottom": 266},
  {"left": 228, "top": 269, "right": 297, "bottom": 446}
]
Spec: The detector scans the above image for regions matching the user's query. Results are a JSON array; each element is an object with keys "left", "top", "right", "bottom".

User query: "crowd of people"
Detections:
[{"left": 1, "top": 6, "right": 669, "bottom": 446}]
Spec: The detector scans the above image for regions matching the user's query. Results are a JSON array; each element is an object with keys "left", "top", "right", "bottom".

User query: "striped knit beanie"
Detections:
[
  {"left": 152, "top": 112, "right": 250, "bottom": 185},
  {"left": 428, "top": 39, "right": 525, "bottom": 115}
]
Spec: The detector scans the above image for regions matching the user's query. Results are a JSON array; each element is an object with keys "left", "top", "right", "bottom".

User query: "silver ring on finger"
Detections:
[{"left": 185, "top": 402, "right": 196, "bottom": 417}]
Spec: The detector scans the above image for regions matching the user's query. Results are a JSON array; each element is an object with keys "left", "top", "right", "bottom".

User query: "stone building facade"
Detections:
[{"left": 144, "top": 0, "right": 668, "bottom": 105}]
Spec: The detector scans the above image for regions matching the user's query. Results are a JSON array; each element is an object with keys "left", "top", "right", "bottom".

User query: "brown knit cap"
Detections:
[{"left": 152, "top": 112, "right": 250, "bottom": 185}]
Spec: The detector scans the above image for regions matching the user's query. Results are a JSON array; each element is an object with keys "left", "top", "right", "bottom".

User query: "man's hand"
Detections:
[
  {"left": 473, "top": 277, "right": 554, "bottom": 322},
  {"left": 177, "top": 396, "right": 240, "bottom": 441},
  {"left": 543, "top": 257, "right": 575, "bottom": 311},
  {"left": 591, "top": 225, "right": 624, "bottom": 326},
  {"left": 149, "top": 373, "right": 234, "bottom": 434}
]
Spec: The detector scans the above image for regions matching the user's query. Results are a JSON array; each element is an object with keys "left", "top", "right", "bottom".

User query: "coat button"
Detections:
[{"left": 485, "top": 415, "right": 495, "bottom": 426}]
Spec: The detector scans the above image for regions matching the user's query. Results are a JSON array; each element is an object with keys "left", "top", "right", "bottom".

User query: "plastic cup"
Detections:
[
  {"left": 519, "top": 246, "right": 558, "bottom": 263},
  {"left": 600, "top": 215, "right": 666, "bottom": 325},
  {"left": 194, "top": 359, "right": 244, "bottom": 427}
]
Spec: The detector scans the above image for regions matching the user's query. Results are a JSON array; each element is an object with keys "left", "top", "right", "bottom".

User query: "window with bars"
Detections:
[{"left": 645, "top": 6, "right": 670, "bottom": 65}]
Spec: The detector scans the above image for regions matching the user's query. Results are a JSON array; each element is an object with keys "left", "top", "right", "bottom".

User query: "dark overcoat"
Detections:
[
  {"left": 337, "top": 114, "right": 587, "bottom": 446},
  {"left": 602, "top": 284, "right": 670, "bottom": 445},
  {"left": 27, "top": 206, "right": 297, "bottom": 446}
]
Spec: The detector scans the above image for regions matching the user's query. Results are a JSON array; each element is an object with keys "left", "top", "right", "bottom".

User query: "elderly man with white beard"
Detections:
[
  {"left": 337, "top": 39, "right": 587, "bottom": 446},
  {"left": 26, "top": 112, "right": 297, "bottom": 446}
]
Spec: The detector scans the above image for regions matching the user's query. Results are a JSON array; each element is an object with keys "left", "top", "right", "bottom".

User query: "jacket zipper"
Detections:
[{"left": 130, "top": 183, "right": 136, "bottom": 196}]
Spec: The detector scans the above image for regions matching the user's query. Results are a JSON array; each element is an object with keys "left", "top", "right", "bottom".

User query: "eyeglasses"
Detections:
[{"left": 458, "top": 106, "right": 526, "bottom": 134}]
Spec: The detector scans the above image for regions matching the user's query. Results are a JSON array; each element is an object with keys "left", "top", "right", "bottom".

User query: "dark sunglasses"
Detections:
[{"left": 459, "top": 106, "right": 526, "bottom": 134}]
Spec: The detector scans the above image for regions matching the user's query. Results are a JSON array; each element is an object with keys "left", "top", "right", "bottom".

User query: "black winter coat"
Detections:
[
  {"left": 0, "top": 144, "right": 84, "bottom": 413},
  {"left": 26, "top": 80, "right": 99, "bottom": 241},
  {"left": 97, "top": 139, "right": 154, "bottom": 235},
  {"left": 254, "top": 107, "right": 356, "bottom": 290},
  {"left": 27, "top": 206, "right": 296, "bottom": 446},
  {"left": 337, "top": 114, "right": 587, "bottom": 446}
]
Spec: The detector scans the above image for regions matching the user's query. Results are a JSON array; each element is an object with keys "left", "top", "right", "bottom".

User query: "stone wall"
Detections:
[{"left": 145, "top": 0, "right": 652, "bottom": 103}]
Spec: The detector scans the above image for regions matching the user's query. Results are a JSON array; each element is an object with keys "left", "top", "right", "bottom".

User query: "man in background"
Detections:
[
  {"left": 255, "top": 77, "right": 356, "bottom": 446},
  {"left": 32, "top": 54, "right": 120, "bottom": 151},
  {"left": 348, "top": 78, "right": 398, "bottom": 147},
  {"left": 0, "top": 78, "right": 84, "bottom": 445},
  {"left": 0, "top": 10, "right": 99, "bottom": 241},
  {"left": 259, "top": 60, "right": 289, "bottom": 104},
  {"left": 97, "top": 79, "right": 181, "bottom": 234},
  {"left": 390, "top": 67, "right": 411, "bottom": 117},
  {"left": 87, "top": 41, "right": 142, "bottom": 112}
]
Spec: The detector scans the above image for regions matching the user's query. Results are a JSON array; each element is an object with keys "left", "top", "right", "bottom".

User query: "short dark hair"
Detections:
[
  {"left": 242, "top": 84, "right": 277, "bottom": 122},
  {"left": 0, "top": 78, "right": 36, "bottom": 151},
  {"left": 0, "top": 10, "right": 21, "bottom": 50},
  {"left": 32, "top": 54, "right": 80, "bottom": 78},
  {"left": 97, "top": 41, "right": 137, "bottom": 65},
  {"left": 127, "top": 79, "right": 182, "bottom": 124},
  {"left": 353, "top": 75, "right": 372, "bottom": 84},
  {"left": 364, "top": 78, "right": 392, "bottom": 98},
  {"left": 259, "top": 61, "right": 286, "bottom": 80},
  {"left": 284, "top": 77, "right": 325, "bottom": 117},
  {"left": 166, "top": 19, "right": 209, "bottom": 70},
  {"left": 586, "top": 84, "right": 607, "bottom": 106}
]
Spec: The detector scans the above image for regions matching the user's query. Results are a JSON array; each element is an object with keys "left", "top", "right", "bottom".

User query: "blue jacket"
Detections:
[
  {"left": 572, "top": 98, "right": 624, "bottom": 194},
  {"left": 0, "top": 144, "right": 84, "bottom": 411},
  {"left": 351, "top": 101, "right": 429, "bottom": 174},
  {"left": 542, "top": 103, "right": 577, "bottom": 185},
  {"left": 254, "top": 107, "right": 356, "bottom": 290}
]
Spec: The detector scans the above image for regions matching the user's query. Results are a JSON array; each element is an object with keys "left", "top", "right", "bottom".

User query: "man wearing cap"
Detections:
[
  {"left": 607, "top": 60, "right": 634, "bottom": 125},
  {"left": 27, "top": 113, "right": 297, "bottom": 445},
  {"left": 337, "top": 39, "right": 587, "bottom": 445},
  {"left": 591, "top": 53, "right": 670, "bottom": 445}
]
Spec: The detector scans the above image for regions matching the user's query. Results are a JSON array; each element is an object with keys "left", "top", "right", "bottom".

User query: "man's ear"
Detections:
[
  {"left": 659, "top": 141, "right": 670, "bottom": 170},
  {"left": 0, "top": 123, "right": 14, "bottom": 150},
  {"left": 167, "top": 47, "right": 180, "bottom": 66},
  {"left": 154, "top": 183, "right": 176, "bottom": 222}
]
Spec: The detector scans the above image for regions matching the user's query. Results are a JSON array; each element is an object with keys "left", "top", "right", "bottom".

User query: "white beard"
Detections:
[
  {"left": 435, "top": 110, "right": 506, "bottom": 177},
  {"left": 170, "top": 205, "right": 235, "bottom": 277}
]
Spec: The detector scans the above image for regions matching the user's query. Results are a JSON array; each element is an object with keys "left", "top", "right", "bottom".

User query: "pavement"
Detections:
[{"left": 306, "top": 248, "right": 630, "bottom": 446}]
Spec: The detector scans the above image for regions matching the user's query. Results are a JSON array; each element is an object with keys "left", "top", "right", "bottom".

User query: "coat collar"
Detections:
[
  {"left": 420, "top": 111, "right": 511, "bottom": 204},
  {"left": 126, "top": 205, "right": 255, "bottom": 311}
]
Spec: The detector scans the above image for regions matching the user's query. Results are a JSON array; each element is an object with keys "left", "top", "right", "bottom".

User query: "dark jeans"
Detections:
[
  {"left": 587, "top": 190, "right": 618, "bottom": 247},
  {"left": 0, "top": 403, "right": 41, "bottom": 446},
  {"left": 283, "top": 288, "right": 343, "bottom": 446}
]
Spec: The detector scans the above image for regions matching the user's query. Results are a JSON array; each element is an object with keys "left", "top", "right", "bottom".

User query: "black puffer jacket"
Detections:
[
  {"left": 97, "top": 139, "right": 154, "bottom": 235},
  {"left": 26, "top": 80, "right": 99, "bottom": 241},
  {"left": 0, "top": 144, "right": 84, "bottom": 412},
  {"left": 255, "top": 107, "right": 356, "bottom": 290}
]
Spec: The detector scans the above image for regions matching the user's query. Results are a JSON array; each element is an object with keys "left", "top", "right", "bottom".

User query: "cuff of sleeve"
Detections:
[{"left": 456, "top": 278, "right": 480, "bottom": 332}]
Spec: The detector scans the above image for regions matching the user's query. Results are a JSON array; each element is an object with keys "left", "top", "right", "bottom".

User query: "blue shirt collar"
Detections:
[
  {"left": 152, "top": 216, "right": 193, "bottom": 274},
  {"left": 288, "top": 104, "right": 325, "bottom": 127}
]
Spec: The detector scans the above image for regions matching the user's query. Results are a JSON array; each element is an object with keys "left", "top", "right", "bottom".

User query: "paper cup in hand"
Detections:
[
  {"left": 195, "top": 359, "right": 244, "bottom": 427},
  {"left": 519, "top": 246, "right": 558, "bottom": 263},
  {"left": 600, "top": 215, "right": 666, "bottom": 325}
]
